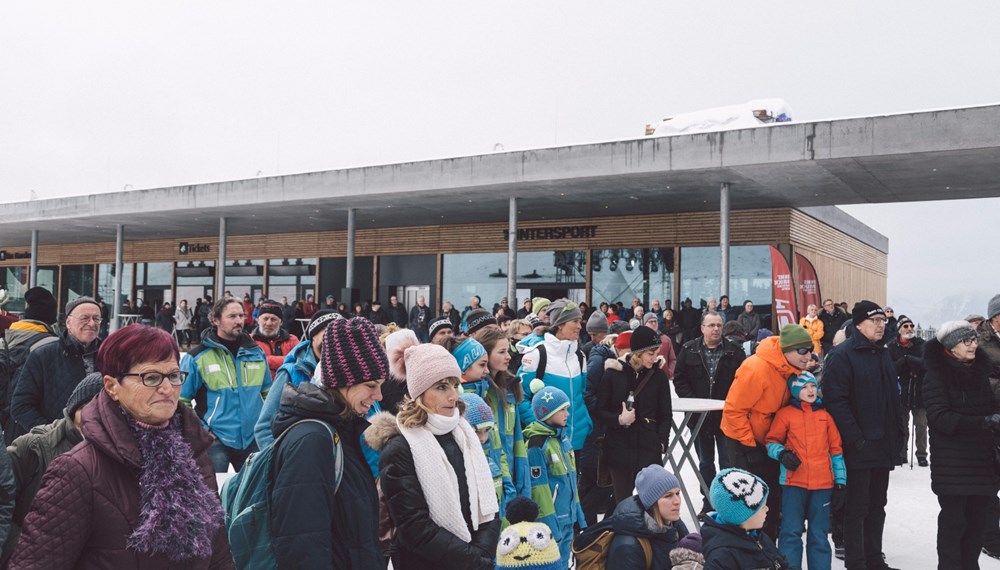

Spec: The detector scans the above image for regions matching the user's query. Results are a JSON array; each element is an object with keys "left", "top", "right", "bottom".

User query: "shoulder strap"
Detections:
[
  {"left": 638, "top": 536, "right": 653, "bottom": 569},
  {"left": 28, "top": 335, "right": 59, "bottom": 353},
  {"left": 275, "top": 418, "right": 344, "bottom": 495},
  {"left": 527, "top": 434, "right": 549, "bottom": 449},
  {"left": 632, "top": 366, "right": 657, "bottom": 400},
  {"left": 535, "top": 345, "right": 547, "bottom": 380},
  {"left": 576, "top": 349, "right": 585, "bottom": 373}
]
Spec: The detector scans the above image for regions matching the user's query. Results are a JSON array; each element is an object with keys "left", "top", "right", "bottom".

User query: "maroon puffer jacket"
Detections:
[{"left": 9, "top": 390, "right": 234, "bottom": 569}]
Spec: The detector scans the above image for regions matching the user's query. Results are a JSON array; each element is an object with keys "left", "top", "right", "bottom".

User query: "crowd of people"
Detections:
[{"left": 0, "top": 285, "right": 998, "bottom": 569}]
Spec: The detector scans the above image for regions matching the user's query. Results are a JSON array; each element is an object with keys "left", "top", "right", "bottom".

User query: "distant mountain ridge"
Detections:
[{"left": 890, "top": 290, "right": 994, "bottom": 330}]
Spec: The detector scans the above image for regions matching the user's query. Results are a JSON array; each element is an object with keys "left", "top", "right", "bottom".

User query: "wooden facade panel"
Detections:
[
  {"left": 789, "top": 210, "right": 887, "bottom": 275},
  {"left": 793, "top": 246, "right": 887, "bottom": 307}
]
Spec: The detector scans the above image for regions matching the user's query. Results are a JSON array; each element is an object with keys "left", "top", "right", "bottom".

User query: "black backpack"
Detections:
[{"left": 0, "top": 331, "right": 58, "bottom": 445}]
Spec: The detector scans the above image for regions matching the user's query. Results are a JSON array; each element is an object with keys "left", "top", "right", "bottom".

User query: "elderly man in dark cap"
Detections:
[
  {"left": 250, "top": 299, "right": 299, "bottom": 377},
  {"left": 823, "top": 301, "right": 902, "bottom": 570},
  {"left": 11, "top": 296, "right": 103, "bottom": 437}
]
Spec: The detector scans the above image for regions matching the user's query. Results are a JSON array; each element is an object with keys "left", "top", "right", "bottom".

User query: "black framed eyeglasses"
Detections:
[
  {"left": 794, "top": 347, "right": 812, "bottom": 355},
  {"left": 962, "top": 337, "right": 979, "bottom": 346},
  {"left": 119, "top": 371, "right": 187, "bottom": 387}
]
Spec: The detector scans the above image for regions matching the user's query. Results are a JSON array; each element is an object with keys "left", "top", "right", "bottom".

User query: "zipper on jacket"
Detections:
[{"left": 205, "top": 397, "right": 222, "bottom": 427}]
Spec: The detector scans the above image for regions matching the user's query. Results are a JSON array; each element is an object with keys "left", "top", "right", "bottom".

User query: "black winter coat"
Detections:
[
  {"left": 922, "top": 338, "right": 1000, "bottom": 497},
  {"left": 673, "top": 338, "right": 746, "bottom": 434},
  {"left": 702, "top": 516, "right": 787, "bottom": 570},
  {"left": 11, "top": 331, "right": 99, "bottom": 433},
  {"left": 367, "top": 413, "right": 499, "bottom": 570},
  {"left": 597, "top": 356, "right": 672, "bottom": 471},
  {"left": 584, "top": 342, "right": 617, "bottom": 433},
  {"left": 270, "top": 382, "right": 383, "bottom": 570},
  {"left": 608, "top": 495, "right": 689, "bottom": 569},
  {"left": 822, "top": 331, "right": 902, "bottom": 469},
  {"left": 887, "top": 336, "right": 926, "bottom": 408},
  {"left": 819, "top": 309, "right": 848, "bottom": 345}
]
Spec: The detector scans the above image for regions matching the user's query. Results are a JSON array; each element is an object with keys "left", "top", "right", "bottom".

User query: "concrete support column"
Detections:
[
  {"left": 507, "top": 197, "right": 517, "bottom": 307},
  {"left": 112, "top": 224, "right": 124, "bottom": 332},
  {"left": 346, "top": 208, "right": 356, "bottom": 288},
  {"left": 29, "top": 230, "right": 38, "bottom": 288},
  {"left": 216, "top": 217, "right": 227, "bottom": 300},
  {"left": 720, "top": 183, "right": 731, "bottom": 299}
]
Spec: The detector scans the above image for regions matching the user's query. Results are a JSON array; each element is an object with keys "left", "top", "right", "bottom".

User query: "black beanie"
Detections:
[
  {"left": 305, "top": 309, "right": 342, "bottom": 340},
  {"left": 851, "top": 300, "right": 885, "bottom": 325},
  {"left": 64, "top": 372, "right": 104, "bottom": 418},
  {"left": 23, "top": 286, "right": 57, "bottom": 325},
  {"left": 630, "top": 325, "right": 661, "bottom": 353},
  {"left": 257, "top": 299, "right": 283, "bottom": 320}
]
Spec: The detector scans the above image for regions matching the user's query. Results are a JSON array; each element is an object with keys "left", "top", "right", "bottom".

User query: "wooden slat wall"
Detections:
[
  {"left": 1, "top": 208, "right": 795, "bottom": 264},
  {"left": 788, "top": 209, "right": 888, "bottom": 305}
]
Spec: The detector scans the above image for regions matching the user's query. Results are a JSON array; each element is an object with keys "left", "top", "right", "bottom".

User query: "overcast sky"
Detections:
[{"left": 2, "top": 1, "right": 998, "bottom": 325}]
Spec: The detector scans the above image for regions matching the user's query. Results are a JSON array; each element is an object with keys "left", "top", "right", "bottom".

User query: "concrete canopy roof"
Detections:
[{"left": 1, "top": 104, "right": 998, "bottom": 247}]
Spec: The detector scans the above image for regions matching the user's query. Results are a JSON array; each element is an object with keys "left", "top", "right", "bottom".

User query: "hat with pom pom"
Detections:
[
  {"left": 389, "top": 336, "right": 462, "bottom": 399},
  {"left": 529, "top": 379, "right": 570, "bottom": 422},
  {"left": 496, "top": 496, "right": 562, "bottom": 570}
]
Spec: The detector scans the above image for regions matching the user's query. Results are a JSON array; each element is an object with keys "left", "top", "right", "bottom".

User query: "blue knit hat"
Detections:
[
  {"left": 635, "top": 465, "right": 681, "bottom": 510},
  {"left": 789, "top": 371, "right": 818, "bottom": 402},
  {"left": 452, "top": 338, "right": 486, "bottom": 372},
  {"left": 710, "top": 468, "right": 769, "bottom": 526},
  {"left": 529, "top": 379, "right": 569, "bottom": 422},
  {"left": 460, "top": 393, "right": 495, "bottom": 431}
]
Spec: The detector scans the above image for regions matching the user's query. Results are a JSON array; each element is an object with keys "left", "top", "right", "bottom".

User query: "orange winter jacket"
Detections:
[
  {"left": 799, "top": 316, "right": 824, "bottom": 355},
  {"left": 720, "top": 336, "right": 801, "bottom": 447},
  {"left": 765, "top": 401, "right": 846, "bottom": 490}
]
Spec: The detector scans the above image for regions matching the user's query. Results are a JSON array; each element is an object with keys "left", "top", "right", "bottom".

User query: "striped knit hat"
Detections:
[{"left": 319, "top": 317, "right": 389, "bottom": 389}]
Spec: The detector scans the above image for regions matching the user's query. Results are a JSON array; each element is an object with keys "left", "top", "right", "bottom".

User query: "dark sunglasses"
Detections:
[{"left": 794, "top": 347, "right": 812, "bottom": 355}]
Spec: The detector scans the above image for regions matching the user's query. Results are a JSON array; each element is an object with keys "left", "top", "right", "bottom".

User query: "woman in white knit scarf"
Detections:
[{"left": 366, "top": 338, "right": 500, "bottom": 570}]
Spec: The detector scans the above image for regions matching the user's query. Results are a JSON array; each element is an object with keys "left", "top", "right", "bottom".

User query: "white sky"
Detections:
[{"left": 2, "top": 1, "right": 999, "bottom": 324}]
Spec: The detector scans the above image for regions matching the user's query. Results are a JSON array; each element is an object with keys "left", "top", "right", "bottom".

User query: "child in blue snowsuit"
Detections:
[
  {"left": 523, "top": 379, "right": 585, "bottom": 566},
  {"left": 460, "top": 392, "right": 505, "bottom": 504}
]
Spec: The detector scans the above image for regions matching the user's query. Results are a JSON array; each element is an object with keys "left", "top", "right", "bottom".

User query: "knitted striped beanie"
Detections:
[{"left": 320, "top": 317, "right": 389, "bottom": 389}]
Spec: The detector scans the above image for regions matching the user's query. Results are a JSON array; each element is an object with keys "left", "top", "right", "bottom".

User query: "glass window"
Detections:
[
  {"left": 60, "top": 265, "right": 95, "bottom": 305},
  {"left": 135, "top": 263, "right": 172, "bottom": 287},
  {"left": 175, "top": 261, "right": 215, "bottom": 305},
  {"left": 223, "top": 259, "right": 265, "bottom": 302},
  {"left": 268, "top": 258, "right": 316, "bottom": 303},
  {"left": 679, "top": 246, "right": 772, "bottom": 308},
  {"left": 0, "top": 266, "right": 29, "bottom": 313},
  {"left": 36, "top": 267, "right": 58, "bottom": 302},
  {"left": 97, "top": 263, "right": 133, "bottom": 307},
  {"left": 591, "top": 248, "right": 674, "bottom": 308},
  {"left": 442, "top": 251, "right": 585, "bottom": 310}
]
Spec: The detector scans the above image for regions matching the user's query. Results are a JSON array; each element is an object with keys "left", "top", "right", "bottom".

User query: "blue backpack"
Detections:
[{"left": 221, "top": 419, "right": 343, "bottom": 570}]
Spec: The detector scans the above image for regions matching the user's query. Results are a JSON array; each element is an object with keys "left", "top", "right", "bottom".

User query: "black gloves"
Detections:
[
  {"left": 778, "top": 449, "right": 801, "bottom": 471},
  {"left": 984, "top": 414, "right": 1000, "bottom": 432},
  {"left": 741, "top": 443, "right": 768, "bottom": 466},
  {"left": 831, "top": 484, "right": 847, "bottom": 511}
]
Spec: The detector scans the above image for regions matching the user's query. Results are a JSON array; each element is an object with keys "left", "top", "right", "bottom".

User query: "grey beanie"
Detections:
[
  {"left": 65, "top": 372, "right": 105, "bottom": 418},
  {"left": 635, "top": 465, "right": 681, "bottom": 510},
  {"left": 988, "top": 294, "right": 1000, "bottom": 320},
  {"left": 65, "top": 296, "right": 101, "bottom": 317},
  {"left": 586, "top": 310, "right": 609, "bottom": 334},
  {"left": 547, "top": 299, "right": 582, "bottom": 330},
  {"left": 936, "top": 320, "right": 977, "bottom": 349}
]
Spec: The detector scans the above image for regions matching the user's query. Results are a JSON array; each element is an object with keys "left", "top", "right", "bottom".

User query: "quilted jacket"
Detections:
[{"left": 8, "top": 390, "right": 233, "bottom": 569}]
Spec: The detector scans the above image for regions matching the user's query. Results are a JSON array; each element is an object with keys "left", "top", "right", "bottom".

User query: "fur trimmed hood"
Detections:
[
  {"left": 603, "top": 355, "right": 666, "bottom": 372},
  {"left": 363, "top": 411, "right": 400, "bottom": 451},
  {"left": 923, "top": 336, "right": 991, "bottom": 377}
]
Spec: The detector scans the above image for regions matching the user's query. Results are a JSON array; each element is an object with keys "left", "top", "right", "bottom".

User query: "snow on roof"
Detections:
[{"left": 645, "top": 98, "right": 794, "bottom": 137}]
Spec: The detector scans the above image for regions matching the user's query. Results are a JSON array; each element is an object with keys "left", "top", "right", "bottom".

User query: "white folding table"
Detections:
[{"left": 664, "top": 397, "right": 725, "bottom": 530}]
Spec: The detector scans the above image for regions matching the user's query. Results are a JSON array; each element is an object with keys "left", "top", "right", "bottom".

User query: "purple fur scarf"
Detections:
[{"left": 125, "top": 413, "right": 223, "bottom": 561}]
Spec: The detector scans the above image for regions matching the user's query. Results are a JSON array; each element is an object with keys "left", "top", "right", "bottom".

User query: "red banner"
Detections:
[
  {"left": 794, "top": 252, "right": 822, "bottom": 318},
  {"left": 770, "top": 246, "right": 798, "bottom": 330}
]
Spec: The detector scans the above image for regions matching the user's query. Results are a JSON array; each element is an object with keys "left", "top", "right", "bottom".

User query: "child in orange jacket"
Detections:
[{"left": 765, "top": 371, "right": 846, "bottom": 570}]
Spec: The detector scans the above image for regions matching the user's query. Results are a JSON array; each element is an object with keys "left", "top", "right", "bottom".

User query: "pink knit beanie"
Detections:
[{"left": 389, "top": 336, "right": 463, "bottom": 399}]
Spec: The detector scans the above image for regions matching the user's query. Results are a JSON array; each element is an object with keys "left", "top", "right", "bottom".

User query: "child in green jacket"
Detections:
[{"left": 523, "top": 379, "right": 586, "bottom": 566}]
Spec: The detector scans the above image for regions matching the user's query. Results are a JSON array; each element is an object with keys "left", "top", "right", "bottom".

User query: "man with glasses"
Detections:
[
  {"left": 675, "top": 311, "right": 746, "bottom": 519},
  {"left": 823, "top": 301, "right": 902, "bottom": 570},
  {"left": 887, "top": 315, "right": 927, "bottom": 467},
  {"left": 819, "top": 298, "right": 848, "bottom": 355},
  {"left": 721, "top": 322, "right": 814, "bottom": 540},
  {"left": 11, "top": 297, "right": 104, "bottom": 434}
]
